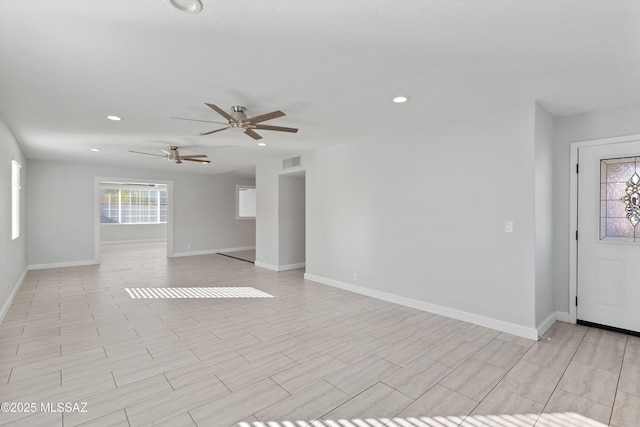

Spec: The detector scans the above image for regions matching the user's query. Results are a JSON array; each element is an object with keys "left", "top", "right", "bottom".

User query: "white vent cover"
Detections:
[{"left": 283, "top": 156, "right": 301, "bottom": 169}]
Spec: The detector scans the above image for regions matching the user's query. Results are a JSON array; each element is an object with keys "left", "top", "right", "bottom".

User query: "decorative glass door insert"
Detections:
[{"left": 600, "top": 156, "right": 640, "bottom": 242}]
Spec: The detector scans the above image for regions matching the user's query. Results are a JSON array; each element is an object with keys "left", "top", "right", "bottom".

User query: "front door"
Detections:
[{"left": 577, "top": 140, "right": 640, "bottom": 333}]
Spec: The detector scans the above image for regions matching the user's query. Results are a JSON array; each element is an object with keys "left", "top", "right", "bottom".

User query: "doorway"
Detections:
[
  {"left": 278, "top": 171, "right": 306, "bottom": 270},
  {"left": 94, "top": 177, "right": 174, "bottom": 262},
  {"left": 574, "top": 137, "right": 640, "bottom": 333}
]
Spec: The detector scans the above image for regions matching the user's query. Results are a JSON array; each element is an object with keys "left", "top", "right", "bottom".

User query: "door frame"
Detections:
[
  {"left": 93, "top": 176, "right": 175, "bottom": 263},
  {"left": 569, "top": 133, "right": 640, "bottom": 324}
]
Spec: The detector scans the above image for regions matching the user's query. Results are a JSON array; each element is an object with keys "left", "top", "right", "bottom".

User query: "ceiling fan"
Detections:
[
  {"left": 171, "top": 103, "right": 299, "bottom": 140},
  {"left": 129, "top": 146, "right": 211, "bottom": 164}
]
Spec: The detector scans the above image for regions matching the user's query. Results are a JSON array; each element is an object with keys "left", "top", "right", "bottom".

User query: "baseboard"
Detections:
[
  {"left": 278, "top": 262, "right": 306, "bottom": 271},
  {"left": 254, "top": 261, "right": 305, "bottom": 271},
  {"left": 0, "top": 267, "right": 28, "bottom": 324},
  {"left": 536, "top": 311, "right": 558, "bottom": 338},
  {"left": 222, "top": 246, "right": 256, "bottom": 253},
  {"left": 28, "top": 259, "right": 98, "bottom": 270},
  {"left": 304, "top": 273, "right": 539, "bottom": 340},
  {"left": 171, "top": 246, "right": 256, "bottom": 258},
  {"left": 555, "top": 311, "right": 571, "bottom": 323},
  {"left": 254, "top": 261, "right": 278, "bottom": 271},
  {"left": 101, "top": 238, "right": 167, "bottom": 245}
]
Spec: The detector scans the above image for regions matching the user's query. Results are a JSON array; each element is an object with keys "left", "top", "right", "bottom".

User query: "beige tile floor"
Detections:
[{"left": 1, "top": 242, "right": 639, "bottom": 427}]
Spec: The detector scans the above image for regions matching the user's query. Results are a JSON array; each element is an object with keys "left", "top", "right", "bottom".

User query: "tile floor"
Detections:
[{"left": 1, "top": 242, "right": 639, "bottom": 427}]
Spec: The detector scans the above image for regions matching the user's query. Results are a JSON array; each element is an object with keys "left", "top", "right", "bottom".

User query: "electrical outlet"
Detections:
[
  {"left": 353, "top": 273, "right": 358, "bottom": 281},
  {"left": 504, "top": 220, "right": 513, "bottom": 233}
]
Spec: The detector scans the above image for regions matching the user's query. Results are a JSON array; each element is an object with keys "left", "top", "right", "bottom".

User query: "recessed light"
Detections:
[
  {"left": 393, "top": 96, "right": 408, "bottom": 103},
  {"left": 90, "top": 148, "right": 101, "bottom": 152},
  {"left": 258, "top": 142, "right": 268, "bottom": 147},
  {"left": 169, "top": 0, "right": 203, "bottom": 14},
  {"left": 107, "top": 115, "right": 122, "bottom": 121}
]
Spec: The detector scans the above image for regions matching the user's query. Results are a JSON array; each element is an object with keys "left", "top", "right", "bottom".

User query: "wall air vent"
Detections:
[{"left": 283, "top": 156, "right": 301, "bottom": 169}]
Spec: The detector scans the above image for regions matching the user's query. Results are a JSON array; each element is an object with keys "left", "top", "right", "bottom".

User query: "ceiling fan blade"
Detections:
[
  {"left": 253, "top": 124, "right": 299, "bottom": 133},
  {"left": 201, "top": 126, "right": 230, "bottom": 136},
  {"left": 247, "top": 110, "right": 285, "bottom": 124},
  {"left": 179, "top": 154, "right": 208, "bottom": 159},
  {"left": 205, "top": 103, "right": 234, "bottom": 121},
  {"left": 129, "top": 150, "right": 166, "bottom": 157},
  {"left": 170, "top": 117, "right": 228, "bottom": 125},
  {"left": 182, "top": 158, "right": 211, "bottom": 163},
  {"left": 244, "top": 128, "right": 263, "bottom": 140}
]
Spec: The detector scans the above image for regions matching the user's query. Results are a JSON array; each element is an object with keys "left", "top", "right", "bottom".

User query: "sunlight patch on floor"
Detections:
[
  {"left": 125, "top": 287, "right": 274, "bottom": 299},
  {"left": 237, "top": 413, "right": 608, "bottom": 427}
]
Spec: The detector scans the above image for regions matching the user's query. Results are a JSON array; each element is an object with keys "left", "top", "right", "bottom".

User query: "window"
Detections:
[
  {"left": 600, "top": 156, "right": 640, "bottom": 242},
  {"left": 11, "top": 160, "right": 21, "bottom": 240},
  {"left": 236, "top": 185, "right": 256, "bottom": 219},
  {"left": 100, "top": 185, "right": 167, "bottom": 224}
]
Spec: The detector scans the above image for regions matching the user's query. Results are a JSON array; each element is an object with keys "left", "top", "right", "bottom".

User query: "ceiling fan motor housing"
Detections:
[
  {"left": 168, "top": 147, "right": 178, "bottom": 160},
  {"left": 230, "top": 106, "right": 248, "bottom": 126}
]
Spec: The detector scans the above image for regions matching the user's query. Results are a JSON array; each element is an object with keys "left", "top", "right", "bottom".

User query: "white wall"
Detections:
[
  {"left": 534, "top": 103, "right": 556, "bottom": 328},
  {"left": 0, "top": 116, "right": 27, "bottom": 322},
  {"left": 100, "top": 223, "right": 167, "bottom": 243},
  {"left": 554, "top": 102, "right": 640, "bottom": 313},
  {"left": 27, "top": 160, "right": 255, "bottom": 266},
  {"left": 256, "top": 159, "right": 281, "bottom": 267},
  {"left": 278, "top": 174, "right": 305, "bottom": 266},
  {"left": 303, "top": 103, "right": 538, "bottom": 333}
]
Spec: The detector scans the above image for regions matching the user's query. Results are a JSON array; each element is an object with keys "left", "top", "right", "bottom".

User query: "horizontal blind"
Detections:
[
  {"left": 12, "top": 160, "right": 21, "bottom": 240},
  {"left": 100, "top": 187, "right": 166, "bottom": 224}
]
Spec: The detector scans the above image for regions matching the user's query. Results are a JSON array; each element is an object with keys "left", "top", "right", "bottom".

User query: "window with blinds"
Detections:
[
  {"left": 236, "top": 185, "right": 256, "bottom": 219},
  {"left": 100, "top": 185, "right": 167, "bottom": 224},
  {"left": 11, "top": 160, "right": 21, "bottom": 240}
]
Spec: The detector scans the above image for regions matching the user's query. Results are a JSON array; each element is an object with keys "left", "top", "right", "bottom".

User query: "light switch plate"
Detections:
[{"left": 504, "top": 220, "right": 513, "bottom": 233}]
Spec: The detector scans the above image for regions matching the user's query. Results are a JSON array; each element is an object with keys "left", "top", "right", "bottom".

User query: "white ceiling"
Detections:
[{"left": 1, "top": 1, "right": 640, "bottom": 176}]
